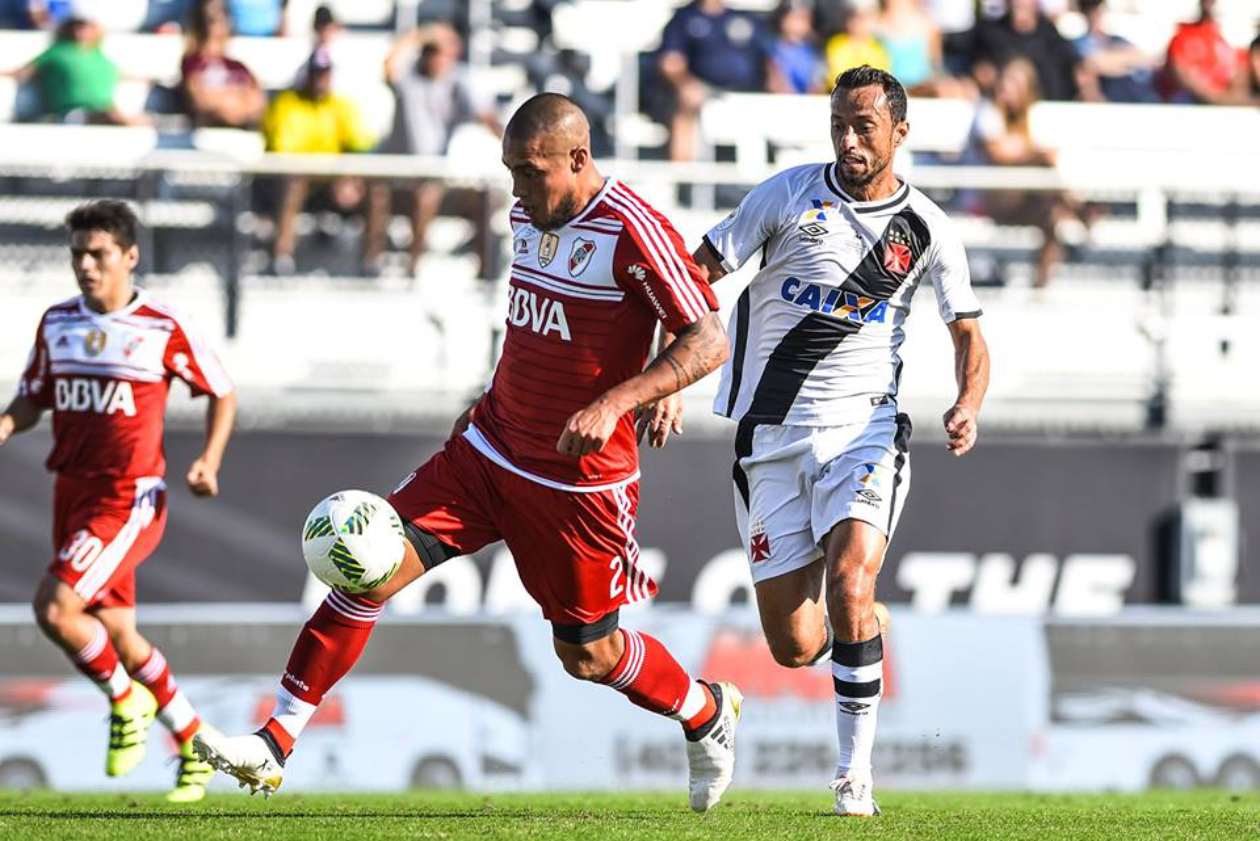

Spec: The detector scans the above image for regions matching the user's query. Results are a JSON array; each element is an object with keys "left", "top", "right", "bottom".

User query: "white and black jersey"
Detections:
[{"left": 704, "top": 162, "right": 981, "bottom": 428}]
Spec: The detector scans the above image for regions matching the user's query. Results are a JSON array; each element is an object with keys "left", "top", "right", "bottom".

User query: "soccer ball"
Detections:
[{"left": 301, "top": 490, "right": 405, "bottom": 593}]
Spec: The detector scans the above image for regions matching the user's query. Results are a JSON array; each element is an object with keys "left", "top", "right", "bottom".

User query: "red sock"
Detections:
[
  {"left": 600, "top": 628, "right": 712, "bottom": 731},
  {"left": 72, "top": 623, "right": 131, "bottom": 702},
  {"left": 133, "top": 647, "right": 201, "bottom": 743},
  {"left": 133, "top": 647, "right": 176, "bottom": 707},
  {"left": 266, "top": 590, "right": 383, "bottom": 754}
]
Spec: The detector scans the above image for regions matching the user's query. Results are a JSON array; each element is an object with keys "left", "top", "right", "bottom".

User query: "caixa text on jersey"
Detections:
[{"left": 780, "top": 277, "right": 889, "bottom": 324}]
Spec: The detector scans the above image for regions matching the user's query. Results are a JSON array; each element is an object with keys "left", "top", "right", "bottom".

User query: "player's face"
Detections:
[
  {"left": 830, "top": 85, "right": 907, "bottom": 189},
  {"left": 502, "top": 135, "right": 583, "bottom": 231},
  {"left": 70, "top": 229, "right": 137, "bottom": 304}
]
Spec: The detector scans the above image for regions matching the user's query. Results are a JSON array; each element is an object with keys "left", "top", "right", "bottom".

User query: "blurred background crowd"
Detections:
[{"left": 0, "top": 0, "right": 1255, "bottom": 283}]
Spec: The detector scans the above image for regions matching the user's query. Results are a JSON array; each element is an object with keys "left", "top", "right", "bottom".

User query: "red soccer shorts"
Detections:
[
  {"left": 49, "top": 475, "right": 167, "bottom": 609},
  {"left": 387, "top": 432, "right": 657, "bottom": 625}
]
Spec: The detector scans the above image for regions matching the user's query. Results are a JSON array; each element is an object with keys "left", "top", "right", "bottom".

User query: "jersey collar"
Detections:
[
  {"left": 78, "top": 287, "right": 147, "bottom": 320},
  {"left": 823, "top": 163, "right": 909, "bottom": 215},
  {"left": 568, "top": 177, "right": 616, "bottom": 227}
]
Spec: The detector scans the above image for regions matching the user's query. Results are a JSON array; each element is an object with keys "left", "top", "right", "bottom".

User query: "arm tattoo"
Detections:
[{"left": 663, "top": 354, "right": 687, "bottom": 392}]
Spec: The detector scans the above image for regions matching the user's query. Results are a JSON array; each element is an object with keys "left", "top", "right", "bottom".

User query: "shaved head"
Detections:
[
  {"left": 502, "top": 94, "right": 602, "bottom": 230},
  {"left": 505, "top": 93, "right": 591, "bottom": 152}
]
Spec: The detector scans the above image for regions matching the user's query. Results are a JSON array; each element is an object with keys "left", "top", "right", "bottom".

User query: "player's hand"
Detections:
[
  {"left": 449, "top": 401, "right": 476, "bottom": 441},
  {"left": 557, "top": 396, "right": 622, "bottom": 457},
  {"left": 186, "top": 457, "right": 220, "bottom": 497},
  {"left": 943, "top": 404, "right": 978, "bottom": 457},
  {"left": 635, "top": 394, "right": 684, "bottom": 449},
  {"left": 0, "top": 415, "right": 13, "bottom": 446}
]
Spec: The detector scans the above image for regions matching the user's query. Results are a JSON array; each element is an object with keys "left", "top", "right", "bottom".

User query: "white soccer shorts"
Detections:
[{"left": 732, "top": 412, "right": 912, "bottom": 584}]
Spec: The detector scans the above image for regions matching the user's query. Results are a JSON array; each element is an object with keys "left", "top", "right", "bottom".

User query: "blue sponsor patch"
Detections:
[{"left": 780, "top": 277, "right": 888, "bottom": 324}]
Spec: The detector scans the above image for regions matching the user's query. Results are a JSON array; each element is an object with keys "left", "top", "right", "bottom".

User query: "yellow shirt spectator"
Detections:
[
  {"left": 262, "top": 90, "right": 376, "bottom": 154},
  {"left": 824, "top": 35, "right": 891, "bottom": 88}
]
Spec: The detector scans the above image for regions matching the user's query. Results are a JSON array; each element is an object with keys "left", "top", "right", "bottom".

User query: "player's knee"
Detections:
[
  {"left": 107, "top": 626, "right": 145, "bottom": 663},
  {"left": 766, "top": 632, "right": 824, "bottom": 669},
  {"left": 32, "top": 586, "right": 74, "bottom": 636},
  {"left": 554, "top": 643, "right": 617, "bottom": 682},
  {"left": 833, "top": 575, "right": 876, "bottom": 610}
]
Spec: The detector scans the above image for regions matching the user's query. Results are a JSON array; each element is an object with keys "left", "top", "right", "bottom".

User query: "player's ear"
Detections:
[
  {"left": 124, "top": 244, "right": 139, "bottom": 270},
  {"left": 570, "top": 145, "right": 588, "bottom": 173},
  {"left": 893, "top": 120, "right": 909, "bottom": 148}
]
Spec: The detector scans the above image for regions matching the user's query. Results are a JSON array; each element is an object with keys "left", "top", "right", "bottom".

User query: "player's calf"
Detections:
[
  {"left": 256, "top": 517, "right": 455, "bottom": 760},
  {"left": 555, "top": 620, "right": 741, "bottom": 811}
]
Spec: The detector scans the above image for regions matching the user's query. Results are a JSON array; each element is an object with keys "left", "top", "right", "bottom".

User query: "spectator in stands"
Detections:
[
  {"left": 262, "top": 48, "right": 377, "bottom": 275},
  {"left": 1159, "top": 0, "right": 1243, "bottom": 105},
  {"left": 1248, "top": 31, "right": 1260, "bottom": 104},
  {"left": 930, "top": 0, "right": 975, "bottom": 76},
  {"left": 877, "top": 0, "right": 973, "bottom": 97},
  {"left": 225, "top": 0, "right": 283, "bottom": 37},
  {"left": 10, "top": 17, "right": 144, "bottom": 124},
  {"left": 876, "top": 0, "right": 938, "bottom": 92},
  {"left": 825, "top": 1, "right": 889, "bottom": 85},
  {"left": 970, "top": 0, "right": 1079, "bottom": 101},
  {"left": 657, "top": 0, "right": 772, "bottom": 161},
  {"left": 1072, "top": 0, "right": 1158, "bottom": 103},
  {"left": 766, "top": 0, "right": 824, "bottom": 95},
  {"left": 369, "top": 23, "right": 502, "bottom": 279},
  {"left": 180, "top": 5, "right": 264, "bottom": 127},
  {"left": 312, "top": 4, "right": 340, "bottom": 50},
  {"left": 964, "top": 58, "right": 1080, "bottom": 288}
]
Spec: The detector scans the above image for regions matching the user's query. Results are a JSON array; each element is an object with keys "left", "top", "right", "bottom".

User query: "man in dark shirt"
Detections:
[
  {"left": 657, "top": 0, "right": 771, "bottom": 161},
  {"left": 971, "top": 0, "right": 1079, "bottom": 101},
  {"left": 1073, "top": 0, "right": 1157, "bottom": 103}
]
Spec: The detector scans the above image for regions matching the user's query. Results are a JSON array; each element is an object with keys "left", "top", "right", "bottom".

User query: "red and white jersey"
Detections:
[
  {"left": 470, "top": 177, "right": 719, "bottom": 489},
  {"left": 17, "top": 289, "right": 233, "bottom": 481}
]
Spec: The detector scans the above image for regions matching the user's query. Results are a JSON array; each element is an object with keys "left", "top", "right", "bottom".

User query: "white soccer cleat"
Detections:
[
  {"left": 830, "top": 770, "right": 880, "bottom": 817},
  {"left": 685, "top": 680, "right": 742, "bottom": 813},
  {"left": 192, "top": 729, "right": 285, "bottom": 797}
]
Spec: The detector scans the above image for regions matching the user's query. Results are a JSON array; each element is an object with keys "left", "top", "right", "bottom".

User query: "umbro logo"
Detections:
[{"left": 837, "top": 701, "right": 870, "bottom": 715}]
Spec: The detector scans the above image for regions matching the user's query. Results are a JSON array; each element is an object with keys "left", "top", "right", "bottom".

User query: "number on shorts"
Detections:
[
  {"left": 59, "top": 529, "right": 104, "bottom": 572},
  {"left": 609, "top": 556, "right": 625, "bottom": 599}
]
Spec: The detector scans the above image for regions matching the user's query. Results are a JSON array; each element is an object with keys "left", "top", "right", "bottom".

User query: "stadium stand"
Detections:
[{"left": 0, "top": 0, "right": 1258, "bottom": 433}]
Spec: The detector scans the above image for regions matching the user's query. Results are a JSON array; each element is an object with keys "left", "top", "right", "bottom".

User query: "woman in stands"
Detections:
[
  {"left": 964, "top": 57, "right": 1086, "bottom": 289},
  {"left": 180, "top": 4, "right": 264, "bottom": 128},
  {"left": 766, "top": 0, "right": 824, "bottom": 95}
]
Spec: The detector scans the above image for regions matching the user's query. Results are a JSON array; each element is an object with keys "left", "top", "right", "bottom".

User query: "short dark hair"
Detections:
[
  {"left": 833, "top": 65, "right": 908, "bottom": 125},
  {"left": 313, "top": 5, "right": 335, "bottom": 30},
  {"left": 65, "top": 200, "right": 140, "bottom": 250}
]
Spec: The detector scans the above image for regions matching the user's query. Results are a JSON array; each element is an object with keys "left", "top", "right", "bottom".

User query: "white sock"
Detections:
[
  {"left": 270, "top": 685, "right": 318, "bottom": 740},
  {"left": 670, "top": 680, "right": 709, "bottom": 722},
  {"left": 157, "top": 690, "right": 198, "bottom": 735},
  {"left": 104, "top": 663, "right": 132, "bottom": 701},
  {"left": 832, "top": 635, "right": 883, "bottom": 777}
]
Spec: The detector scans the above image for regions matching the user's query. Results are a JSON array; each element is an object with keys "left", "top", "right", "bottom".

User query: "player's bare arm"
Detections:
[
  {"left": 943, "top": 318, "right": 989, "bottom": 457},
  {"left": 637, "top": 329, "right": 685, "bottom": 449},
  {"left": 557, "top": 312, "right": 728, "bottom": 457},
  {"left": 0, "top": 395, "right": 42, "bottom": 445},
  {"left": 691, "top": 245, "right": 729, "bottom": 285},
  {"left": 187, "top": 390, "right": 237, "bottom": 497}
]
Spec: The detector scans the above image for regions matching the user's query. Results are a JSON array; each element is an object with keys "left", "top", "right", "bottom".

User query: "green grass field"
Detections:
[{"left": 1, "top": 791, "right": 1257, "bottom": 841}]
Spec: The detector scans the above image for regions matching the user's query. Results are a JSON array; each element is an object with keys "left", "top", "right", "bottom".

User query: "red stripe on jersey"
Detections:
[{"left": 605, "top": 184, "right": 710, "bottom": 321}]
